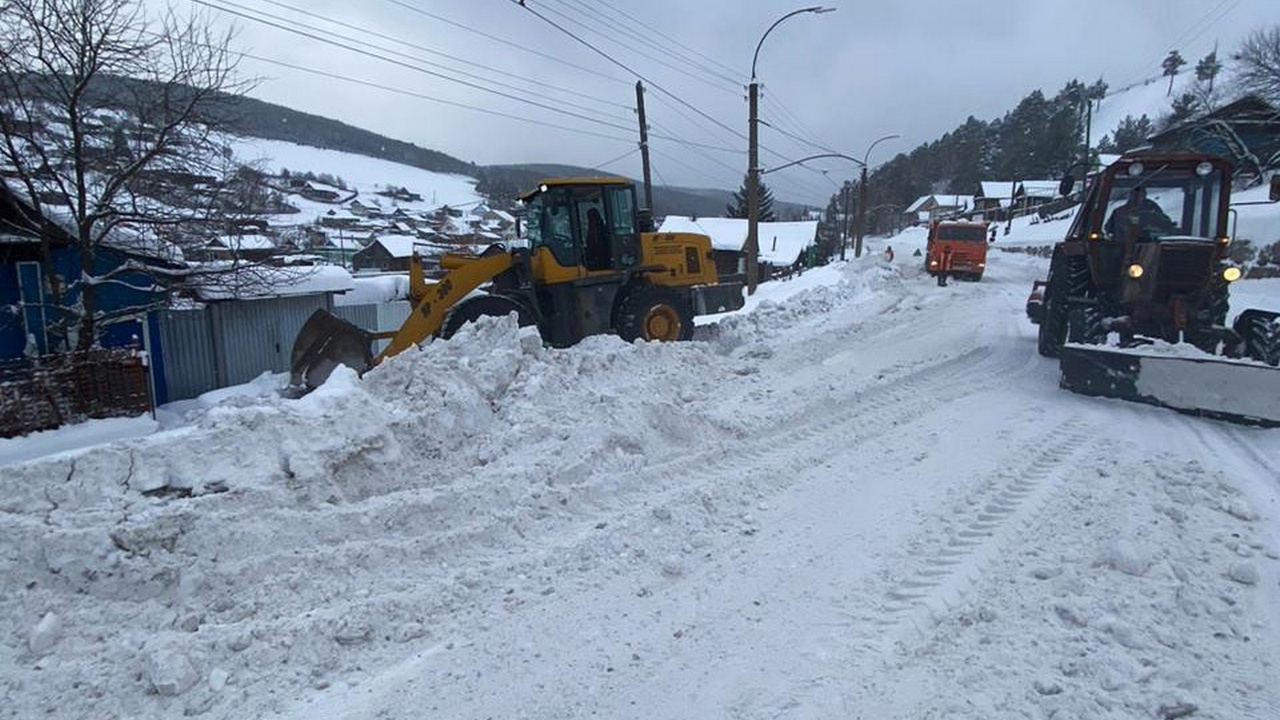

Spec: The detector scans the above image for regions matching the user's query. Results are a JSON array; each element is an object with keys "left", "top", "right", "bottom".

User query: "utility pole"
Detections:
[
  {"left": 635, "top": 81, "right": 654, "bottom": 212},
  {"left": 839, "top": 182, "right": 852, "bottom": 261},
  {"left": 854, "top": 166, "right": 868, "bottom": 258},
  {"left": 746, "top": 80, "right": 760, "bottom": 294}
]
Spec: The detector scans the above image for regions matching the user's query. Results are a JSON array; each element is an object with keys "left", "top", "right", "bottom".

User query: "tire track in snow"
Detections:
[{"left": 847, "top": 418, "right": 1093, "bottom": 647}]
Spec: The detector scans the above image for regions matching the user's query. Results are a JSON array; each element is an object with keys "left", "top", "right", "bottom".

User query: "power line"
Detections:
[
  {"left": 544, "top": 0, "right": 742, "bottom": 91},
  {"left": 380, "top": 0, "right": 632, "bottom": 87},
  {"left": 191, "top": 0, "right": 641, "bottom": 135},
  {"left": 590, "top": 147, "right": 640, "bottom": 171},
  {"left": 249, "top": 0, "right": 633, "bottom": 114},
  {"left": 233, "top": 51, "right": 639, "bottom": 145},
  {"left": 592, "top": 0, "right": 743, "bottom": 83},
  {"left": 203, "top": 0, "right": 631, "bottom": 120},
  {"left": 510, "top": 1, "right": 749, "bottom": 144}
]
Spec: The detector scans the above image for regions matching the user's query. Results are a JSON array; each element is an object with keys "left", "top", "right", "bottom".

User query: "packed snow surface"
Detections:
[{"left": 2, "top": 239, "right": 1278, "bottom": 720}]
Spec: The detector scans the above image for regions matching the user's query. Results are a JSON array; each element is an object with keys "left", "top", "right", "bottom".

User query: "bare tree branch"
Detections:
[{"left": 1, "top": 0, "right": 267, "bottom": 352}]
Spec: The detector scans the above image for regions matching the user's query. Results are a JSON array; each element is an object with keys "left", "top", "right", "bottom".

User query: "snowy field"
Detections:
[{"left": 2, "top": 223, "right": 1278, "bottom": 719}]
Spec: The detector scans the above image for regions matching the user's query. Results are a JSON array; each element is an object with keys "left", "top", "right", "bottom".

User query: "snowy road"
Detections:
[{"left": 3, "top": 246, "right": 1278, "bottom": 719}]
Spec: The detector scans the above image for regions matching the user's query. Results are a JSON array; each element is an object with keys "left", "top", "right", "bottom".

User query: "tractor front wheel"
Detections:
[{"left": 615, "top": 285, "right": 694, "bottom": 342}]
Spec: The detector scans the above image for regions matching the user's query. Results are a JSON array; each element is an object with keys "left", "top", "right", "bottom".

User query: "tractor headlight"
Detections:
[
  {"left": 1222, "top": 266, "right": 1242, "bottom": 282},
  {"left": 1127, "top": 263, "right": 1145, "bottom": 279}
]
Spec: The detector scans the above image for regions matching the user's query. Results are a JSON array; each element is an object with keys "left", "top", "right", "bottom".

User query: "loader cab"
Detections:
[{"left": 520, "top": 178, "right": 642, "bottom": 282}]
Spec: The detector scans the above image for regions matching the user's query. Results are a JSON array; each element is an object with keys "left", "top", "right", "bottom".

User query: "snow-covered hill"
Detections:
[{"left": 234, "top": 137, "right": 484, "bottom": 227}]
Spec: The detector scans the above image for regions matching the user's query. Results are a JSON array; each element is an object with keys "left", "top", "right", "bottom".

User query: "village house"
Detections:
[
  {"left": 903, "top": 194, "right": 975, "bottom": 225},
  {"left": 657, "top": 216, "right": 819, "bottom": 284}
]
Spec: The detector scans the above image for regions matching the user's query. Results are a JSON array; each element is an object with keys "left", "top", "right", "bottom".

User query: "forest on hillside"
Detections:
[{"left": 831, "top": 26, "right": 1280, "bottom": 237}]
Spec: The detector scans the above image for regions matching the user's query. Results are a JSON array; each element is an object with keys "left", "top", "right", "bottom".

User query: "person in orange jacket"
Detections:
[{"left": 937, "top": 246, "right": 952, "bottom": 286}]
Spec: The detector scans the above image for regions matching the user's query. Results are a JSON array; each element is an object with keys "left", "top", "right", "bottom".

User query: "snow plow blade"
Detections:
[
  {"left": 1059, "top": 345, "right": 1280, "bottom": 427},
  {"left": 289, "top": 309, "right": 374, "bottom": 392}
]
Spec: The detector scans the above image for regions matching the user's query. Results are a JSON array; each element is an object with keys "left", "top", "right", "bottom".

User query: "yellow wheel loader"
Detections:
[{"left": 289, "top": 177, "right": 745, "bottom": 390}]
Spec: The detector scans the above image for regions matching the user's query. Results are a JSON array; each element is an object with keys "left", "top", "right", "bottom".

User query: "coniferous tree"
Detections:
[
  {"left": 1165, "top": 92, "right": 1201, "bottom": 129},
  {"left": 726, "top": 176, "right": 776, "bottom": 221},
  {"left": 1087, "top": 77, "right": 1109, "bottom": 110},
  {"left": 1195, "top": 49, "right": 1223, "bottom": 93},
  {"left": 1162, "top": 50, "right": 1186, "bottom": 96},
  {"left": 1104, "top": 115, "right": 1154, "bottom": 153}
]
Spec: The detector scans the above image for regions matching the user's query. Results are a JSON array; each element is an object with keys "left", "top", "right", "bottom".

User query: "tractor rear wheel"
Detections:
[
  {"left": 1234, "top": 309, "right": 1280, "bottom": 366},
  {"left": 440, "top": 294, "right": 536, "bottom": 340},
  {"left": 615, "top": 285, "right": 694, "bottom": 342},
  {"left": 1037, "top": 252, "right": 1070, "bottom": 357}
]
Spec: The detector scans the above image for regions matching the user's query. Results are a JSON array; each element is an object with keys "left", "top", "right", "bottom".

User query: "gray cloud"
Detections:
[{"left": 176, "top": 0, "right": 1273, "bottom": 204}]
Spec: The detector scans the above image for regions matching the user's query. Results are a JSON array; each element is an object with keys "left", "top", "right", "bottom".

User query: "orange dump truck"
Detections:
[{"left": 925, "top": 220, "right": 990, "bottom": 281}]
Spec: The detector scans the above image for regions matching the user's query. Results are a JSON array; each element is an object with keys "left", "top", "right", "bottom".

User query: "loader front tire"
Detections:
[{"left": 615, "top": 285, "right": 694, "bottom": 343}]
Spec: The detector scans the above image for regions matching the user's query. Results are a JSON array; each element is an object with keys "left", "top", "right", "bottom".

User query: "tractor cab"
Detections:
[
  {"left": 519, "top": 178, "right": 644, "bottom": 281},
  {"left": 1063, "top": 154, "right": 1235, "bottom": 305}
]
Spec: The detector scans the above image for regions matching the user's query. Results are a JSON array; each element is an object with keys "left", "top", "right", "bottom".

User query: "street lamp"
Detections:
[
  {"left": 746, "top": 6, "right": 834, "bottom": 294},
  {"left": 854, "top": 134, "right": 899, "bottom": 258}
]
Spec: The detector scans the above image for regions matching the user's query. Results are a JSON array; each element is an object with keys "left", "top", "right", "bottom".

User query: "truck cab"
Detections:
[{"left": 925, "top": 220, "right": 990, "bottom": 281}]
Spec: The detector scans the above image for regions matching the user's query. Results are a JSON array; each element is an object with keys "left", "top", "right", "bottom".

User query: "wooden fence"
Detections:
[{"left": 0, "top": 348, "right": 152, "bottom": 438}]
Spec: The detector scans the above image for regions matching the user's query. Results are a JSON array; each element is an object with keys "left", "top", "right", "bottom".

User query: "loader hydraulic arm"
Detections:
[{"left": 375, "top": 251, "right": 515, "bottom": 363}]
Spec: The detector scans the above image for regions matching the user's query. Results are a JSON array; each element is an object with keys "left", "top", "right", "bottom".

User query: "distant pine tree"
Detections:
[
  {"left": 1162, "top": 50, "right": 1186, "bottom": 96},
  {"left": 1195, "top": 49, "right": 1222, "bottom": 92},
  {"left": 726, "top": 175, "right": 776, "bottom": 221}
]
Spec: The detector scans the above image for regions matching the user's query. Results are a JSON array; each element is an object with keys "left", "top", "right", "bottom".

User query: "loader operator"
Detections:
[{"left": 1105, "top": 186, "right": 1176, "bottom": 243}]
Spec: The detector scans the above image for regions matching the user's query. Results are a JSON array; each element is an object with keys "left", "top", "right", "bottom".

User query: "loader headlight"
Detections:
[
  {"left": 1127, "top": 263, "right": 1145, "bottom": 278},
  {"left": 1222, "top": 266, "right": 1242, "bottom": 282},
  {"left": 1195, "top": 161, "right": 1214, "bottom": 177}
]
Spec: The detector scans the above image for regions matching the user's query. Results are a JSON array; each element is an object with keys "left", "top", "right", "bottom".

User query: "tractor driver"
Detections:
[{"left": 1104, "top": 185, "right": 1176, "bottom": 243}]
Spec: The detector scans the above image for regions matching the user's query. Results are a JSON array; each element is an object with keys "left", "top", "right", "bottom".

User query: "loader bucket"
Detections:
[
  {"left": 289, "top": 309, "right": 374, "bottom": 391},
  {"left": 1059, "top": 344, "right": 1280, "bottom": 427}
]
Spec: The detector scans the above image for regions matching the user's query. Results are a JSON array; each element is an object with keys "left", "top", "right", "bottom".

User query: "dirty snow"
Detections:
[{"left": 1, "top": 227, "right": 1279, "bottom": 720}]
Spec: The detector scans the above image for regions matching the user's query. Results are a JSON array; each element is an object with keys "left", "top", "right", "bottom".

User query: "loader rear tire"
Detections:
[
  {"left": 615, "top": 285, "right": 694, "bottom": 343},
  {"left": 440, "top": 294, "right": 536, "bottom": 340}
]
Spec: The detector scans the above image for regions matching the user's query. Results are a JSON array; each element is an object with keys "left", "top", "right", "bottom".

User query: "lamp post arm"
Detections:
[
  {"left": 752, "top": 6, "right": 833, "bottom": 79},
  {"left": 862, "top": 134, "right": 901, "bottom": 166},
  {"left": 761, "top": 153, "right": 864, "bottom": 175}
]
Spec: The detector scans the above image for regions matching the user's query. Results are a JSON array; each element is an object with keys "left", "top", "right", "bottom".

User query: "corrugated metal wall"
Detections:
[
  {"left": 156, "top": 308, "right": 217, "bottom": 401},
  {"left": 155, "top": 297, "right": 407, "bottom": 403},
  {"left": 210, "top": 295, "right": 328, "bottom": 387}
]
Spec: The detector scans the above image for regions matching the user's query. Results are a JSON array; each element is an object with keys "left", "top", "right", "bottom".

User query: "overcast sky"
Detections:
[{"left": 174, "top": 0, "right": 1273, "bottom": 205}]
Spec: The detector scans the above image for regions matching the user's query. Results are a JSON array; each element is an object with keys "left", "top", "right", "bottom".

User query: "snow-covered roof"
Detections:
[
  {"left": 210, "top": 234, "right": 276, "bottom": 252},
  {"left": 979, "top": 182, "right": 1016, "bottom": 200},
  {"left": 334, "top": 273, "right": 410, "bottom": 306},
  {"left": 191, "top": 264, "right": 354, "bottom": 301},
  {"left": 657, "top": 216, "right": 817, "bottom": 265},
  {"left": 933, "top": 194, "right": 974, "bottom": 209},
  {"left": 904, "top": 195, "right": 932, "bottom": 213},
  {"left": 320, "top": 235, "right": 365, "bottom": 251},
  {"left": 368, "top": 234, "right": 425, "bottom": 258},
  {"left": 1019, "top": 181, "right": 1060, "bottom": 199}
]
